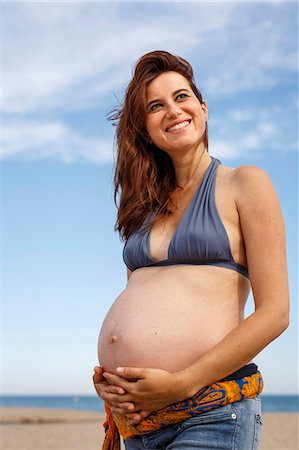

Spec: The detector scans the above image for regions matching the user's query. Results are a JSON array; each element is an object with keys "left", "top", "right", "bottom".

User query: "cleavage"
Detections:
[{"left": 149, "top": 188, "right": 198, "bottom": 262}]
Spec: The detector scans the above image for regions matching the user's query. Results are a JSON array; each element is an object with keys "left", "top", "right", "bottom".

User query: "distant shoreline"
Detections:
[
  {"left": 1, "top": 394, "right": 298, "bottom": 412},
  {"left": 0, "top": 408, "right": 298, "bottom": 450}
]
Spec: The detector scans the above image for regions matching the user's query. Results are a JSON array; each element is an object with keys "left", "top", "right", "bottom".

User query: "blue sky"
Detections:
[{"left": 2, "top": 2, "right": 298, "bottom": 395}]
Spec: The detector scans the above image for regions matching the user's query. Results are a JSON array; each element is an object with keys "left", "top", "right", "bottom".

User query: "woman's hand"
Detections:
[
  {"left": 101, "top": 366, "right": 187, "bottom": 424},
  {"left": 92, "top": 366, "right": 136, "bottom": 414}
]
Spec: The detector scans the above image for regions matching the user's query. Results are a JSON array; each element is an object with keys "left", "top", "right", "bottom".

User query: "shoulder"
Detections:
[
  {"left": 219, "top": 163, "right": 276, "bottom": 205},
  {"left": 232, "top": 164, "right": 272, "bottom": 187},
  {"left": 235, "top": 165, "right": 278, "bottom": 209},
  {"left": 227, "top": 165, "right": 283, "bottom": 237},
  {"left": 217, "top": 163, "right": 282, "bottom": 224},
  {"left": 219, "top": 162, "right": 271, "bottom": 186}
]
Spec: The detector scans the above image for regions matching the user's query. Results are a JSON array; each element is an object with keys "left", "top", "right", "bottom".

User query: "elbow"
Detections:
[
  {"left": 277, "top": 322, "right": 289, "bottom": 338},
  {"left": 258, "top": 307, "right": 290, "bottom": 338},
  {"left": 281, "top": 315, "right": 290, "bottom": 333},
  {"left": 280, "top": 304, "right": 290, "bottom": 332},
  {"left": 274, "top": 312, "right": 289, "bottom": 336}
]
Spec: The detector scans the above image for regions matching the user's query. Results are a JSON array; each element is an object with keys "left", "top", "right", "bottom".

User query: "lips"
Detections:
[{"left": 166, "top": 119, "right": 191, "bottom": 133}]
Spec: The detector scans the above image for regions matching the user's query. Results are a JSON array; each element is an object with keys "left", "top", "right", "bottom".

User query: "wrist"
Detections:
[
  {"left": 175, "top": 369, "right": 198, "bottom": 401},
  {"left": 174, "top": 368, "right": 203, "bottom": 401}
]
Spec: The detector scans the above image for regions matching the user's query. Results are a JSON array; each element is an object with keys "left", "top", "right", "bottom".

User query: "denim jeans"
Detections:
[{"left": 124, "top": 396, "right": 262, "bottom": 450}]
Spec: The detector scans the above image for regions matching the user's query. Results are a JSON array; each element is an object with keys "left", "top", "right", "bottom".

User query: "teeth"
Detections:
[{"left": 167, "top": 120, "right": 190, "bottom": 132}]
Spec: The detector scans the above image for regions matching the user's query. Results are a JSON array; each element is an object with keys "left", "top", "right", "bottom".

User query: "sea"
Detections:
[{"left": 0, "top": 395, "right": 298, "bottom": 413}]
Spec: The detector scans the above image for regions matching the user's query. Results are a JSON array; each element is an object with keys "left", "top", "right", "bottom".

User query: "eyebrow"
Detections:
[{"left": 147, "top": 88, "right": 190, "bottom": 108}]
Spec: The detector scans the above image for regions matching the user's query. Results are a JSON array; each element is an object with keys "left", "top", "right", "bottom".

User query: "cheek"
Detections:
[
  {"left": 146, "top": 119, "right": 161, "bottom": 138},
  {"left": 145, "top": 118, "right": 153, "bottom": 134},
  {"left": 194, "top": 113, "right": 206, "bottom": 129}
]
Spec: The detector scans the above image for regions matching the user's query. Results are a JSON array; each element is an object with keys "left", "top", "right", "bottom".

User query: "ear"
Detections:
[{"left": 201, "top": 100, "right": 208, "bottom": 121}]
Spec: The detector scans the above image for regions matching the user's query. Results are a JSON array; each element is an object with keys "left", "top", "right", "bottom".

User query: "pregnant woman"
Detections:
[{"left": 93, "top": 50, "right": 289, "bottom": 450}]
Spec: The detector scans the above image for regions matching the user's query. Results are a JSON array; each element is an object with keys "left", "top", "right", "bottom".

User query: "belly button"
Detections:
[{"left": 110, "top": 335, "right": 118, "bottom": 344}]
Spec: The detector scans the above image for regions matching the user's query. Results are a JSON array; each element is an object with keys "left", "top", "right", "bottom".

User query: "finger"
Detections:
[
  {"left": 93, "top": 366, "right": 104, "bottom": 380},
  {"left": 125, "top": 412, "right": 141, "bottom": 420},
  {"left": 110, "top": 401, "right": 136, "bottom": 412},
  {"left": 105, "top": 398, "right": 135, "bottom": 411},
  {"left": 127, "top": 414, "right": 141, "bottom": 425},
  {"left": 93, "top": 373, "right": 104, "bottom": 385},
  {"left": 94, "top": 381, "right": 108, "bottom": 397},
  {"left": 138, "top": 410, "right": 151, "bottom": 420},
  {"left": 93, "top": 367, "right": 104, "bottom": 383},
  {"left": 110, "top": 405, "right": 131, "bottom": 415},
  {"left": 101, "top": 392, "right": 134, "bottom": 408},
  {"left": 99, "top": 380, "right": 126, "bottom": 396},
  {"left": 103, "top": 372, "right": 133, "bottom": 389},
  {"left": 116, "top": 367, "right": 147, "bottom": 380},
  {"left": 105, "top": 385, "right": 126, "bottom": 395},
  {"left": 126, "top": 410, "right": 151, "bottom": 425},
  {"left": 109, "top": 402, "right": 136, "bottom": 415},
  {"left": 101, "top": 390, "right": 132, "bottom": 403}
]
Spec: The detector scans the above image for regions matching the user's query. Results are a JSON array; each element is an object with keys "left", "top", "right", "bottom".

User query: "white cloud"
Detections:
[
  {"left": 2, "top": 118, "right": 114, "bottom": 164},
  {"left": 15, "top": 0, "right": 298, "bottom": 3},
  {"left": 2, "top": 2, "right": 297, "bottom": 163},
  {"left": 229, "top": 110, "right": 255, "bottom": 123},
  {"left": 5, "top": 2, "right": 296, "bottom": 114},
  {"left": 3, "top": 3, "right": 205, "bottom": 114},
  {"left": 210, "top": 102, "right": 297, "bottom": 160}
]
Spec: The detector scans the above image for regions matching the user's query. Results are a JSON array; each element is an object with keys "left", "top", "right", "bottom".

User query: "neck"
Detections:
[{"left": 173, "top": 148, "right": 211, "bottom": 190}]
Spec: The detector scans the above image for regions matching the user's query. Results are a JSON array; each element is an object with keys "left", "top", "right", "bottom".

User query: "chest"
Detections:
[
  {"left": 149, "top": 189, "right": 197, "bottom": 259},
  {"left": 149, "top": 169, "right": 240, "bottom": 261}
]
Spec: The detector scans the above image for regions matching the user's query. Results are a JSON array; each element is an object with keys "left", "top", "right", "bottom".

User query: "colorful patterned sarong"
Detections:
[{"left": 102, "top": 371, "right": 263, "bottom": 450}]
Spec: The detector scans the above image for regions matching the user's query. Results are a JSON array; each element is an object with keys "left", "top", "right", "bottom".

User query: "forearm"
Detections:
[
  {"left": 97, "top": 308, "right": 288, "bottom": 419},
  {"left": 179, "top": 308, "right": 288, "bottom": 398}
]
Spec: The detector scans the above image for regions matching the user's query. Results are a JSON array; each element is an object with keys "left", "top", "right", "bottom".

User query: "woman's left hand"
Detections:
[{"left": 102, "top": 366, "right": 187, "bottom": 424}]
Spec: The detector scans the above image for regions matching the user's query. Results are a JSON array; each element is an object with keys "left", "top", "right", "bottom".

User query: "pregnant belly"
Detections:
[{"left": 98, "top": 266, "right": 248, "bottom": 374}]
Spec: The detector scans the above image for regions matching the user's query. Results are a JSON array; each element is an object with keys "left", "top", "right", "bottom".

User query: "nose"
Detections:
[{"left": 165, "top": 103, "right": 182, "bottom": 119}]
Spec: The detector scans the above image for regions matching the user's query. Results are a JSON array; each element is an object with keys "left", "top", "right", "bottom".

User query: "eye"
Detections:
[
  {"left": 150, "top": 103, "right": 163, "bottom": 112},
  {"left": 176, "top": 93, "right": 189, "bottom": 100}
]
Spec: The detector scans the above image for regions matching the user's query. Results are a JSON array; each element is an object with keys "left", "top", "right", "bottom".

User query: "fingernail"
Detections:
[
  {"left": 116, "top": 367, "right": 124, "bottom": 373},
  {"left": 103, "top": 373, "right": 107, "bottom": 379}
]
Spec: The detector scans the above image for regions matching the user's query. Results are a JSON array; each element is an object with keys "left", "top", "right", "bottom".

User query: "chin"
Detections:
[{"left": 167, "top": 139, "right": 202, "bottom": 152}]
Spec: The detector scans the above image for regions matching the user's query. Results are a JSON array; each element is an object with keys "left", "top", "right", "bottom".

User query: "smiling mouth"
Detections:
[{"left": 166, "top": 120, "right": 191, "bottom": 133}]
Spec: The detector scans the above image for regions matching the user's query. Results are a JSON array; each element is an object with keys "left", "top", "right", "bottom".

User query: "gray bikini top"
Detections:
[{"left": 123, "top": 156, "right": 249, "bottom": 279}]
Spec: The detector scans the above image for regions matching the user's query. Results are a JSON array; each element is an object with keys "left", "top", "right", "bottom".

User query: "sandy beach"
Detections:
[{"left": 0, "top": 407, "right": 298, "bottom": 450}]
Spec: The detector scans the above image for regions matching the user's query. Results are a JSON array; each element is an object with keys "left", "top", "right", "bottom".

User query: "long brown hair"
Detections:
[{"left": 110, "top": 50, "right": 208, "bottom": 241}]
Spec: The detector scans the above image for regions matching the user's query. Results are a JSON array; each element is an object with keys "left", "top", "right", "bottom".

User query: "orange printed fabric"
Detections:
[{"left": 102, "top": 371, "right": 263, "bottom": 450}]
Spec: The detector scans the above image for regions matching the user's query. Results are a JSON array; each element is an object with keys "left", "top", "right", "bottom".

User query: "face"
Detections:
[{"left": 145, "top": 71, "right": 208, "bottom": 156}]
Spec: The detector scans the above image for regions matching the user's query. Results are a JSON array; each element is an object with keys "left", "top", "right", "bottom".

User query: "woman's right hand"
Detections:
[
  {"left": 93, "top": 366, "right": 125, "bottom": 397},
  {"left": 93, "top": 366, "right": 135, "bottom": 411},
  {"left": 92, "top": 366, "right": 153, "bottom": 425}
]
